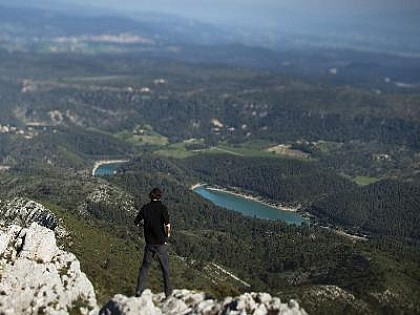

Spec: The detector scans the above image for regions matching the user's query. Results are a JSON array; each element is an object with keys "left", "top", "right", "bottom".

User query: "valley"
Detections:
[
  {"left": 0, "top": 4, "right": 419, "bottom": 314},
  {"left": 0, "top": 51, "right": 418, "bottom": 314}
]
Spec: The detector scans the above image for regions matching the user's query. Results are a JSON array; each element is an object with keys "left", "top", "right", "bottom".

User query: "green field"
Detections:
[
  {"left": 353, "top": 175, "right": 382, "bottom": 186},
  {"left": 115, "top": 125, "right": 169, "bottom": 147},
  {"left": 154, "top": 140, "right": 315, "bottom": 160}
]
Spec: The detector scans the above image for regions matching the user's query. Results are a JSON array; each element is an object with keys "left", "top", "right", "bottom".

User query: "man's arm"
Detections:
[{"left": 163, "top": 205, "right": 171, "bottom": 238}]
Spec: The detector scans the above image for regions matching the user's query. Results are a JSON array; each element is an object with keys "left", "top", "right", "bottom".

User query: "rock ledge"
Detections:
[{"left": 100, "top": 289, "right": 307, "bottom": 315}]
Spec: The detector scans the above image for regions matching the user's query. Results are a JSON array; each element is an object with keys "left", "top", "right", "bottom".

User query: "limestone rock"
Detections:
[
  {"left": 0, "top": 197, "right": 60, "bottom": 231},
  {"left": 77, "top": 184, "right": 136, "bottom": 218},
  {"left": 302, "top": 285, "right": 371, "bottom": 313},
  {"left": 306, "top": 285, "right": 356, "bottom": 301},
  {"left": 0, "top": 223, "right": 98, "bottom": 315},
  {"left": 100, "top": 289, "right": 308, "bottom": 315},
  {"left": 100, "top": 291, "right": 162, "bottom": 315}
]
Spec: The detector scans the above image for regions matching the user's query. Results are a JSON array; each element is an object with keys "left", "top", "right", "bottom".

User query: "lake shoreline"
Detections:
[
  {"left": 191, "top": 183, "right": 300, "bottom": 212},
  {"left": 92, "top": 159, "right": 129, "bottom": 176}
]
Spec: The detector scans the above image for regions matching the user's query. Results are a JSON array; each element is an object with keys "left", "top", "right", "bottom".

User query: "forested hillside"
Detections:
[
  {"left": 180, "top": 154, "right": 357, "bottom": 205},
  {"left": 307, "top": 179, "right": 420, "bottom": 240},
  {"left": 1, "top": 51, "right": 420, "bottom": 149}
]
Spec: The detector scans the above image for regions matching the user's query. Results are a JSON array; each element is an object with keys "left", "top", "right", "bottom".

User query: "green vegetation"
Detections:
[
  {"left": 115, "top": 125, "right": 169, "bottom": 147},
  {"left": 205, "top": 142, "right": 269, "bottom": 157},
  {"left": 0, "top": 47, "right": 419, "bottom": 315},
  {"left": 308, "top": 179, "right": 420, "bottom": 240},
  {"left": 313, "top": 140, "right": 343, "bottom": 154},
  {"left": 153, "top": 141, "right": 292, "bottom": 160},
  {"left": 154, "top": 142, "right": 196, "bottom": 159}
]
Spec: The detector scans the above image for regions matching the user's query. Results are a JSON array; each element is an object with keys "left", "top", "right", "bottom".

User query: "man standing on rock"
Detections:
[{"left": 134, "top": 187, "right": 172, "bottom": 298}]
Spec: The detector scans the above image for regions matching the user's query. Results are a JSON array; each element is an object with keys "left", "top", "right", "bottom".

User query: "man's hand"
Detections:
[{"left": 165, "top": 223, "right": 171, "bottom": 238}]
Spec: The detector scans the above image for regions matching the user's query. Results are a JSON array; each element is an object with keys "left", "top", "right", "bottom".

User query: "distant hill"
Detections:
[
  {"left": 1, "top": 3, "right": 420, "bottom": 87},
  {"left": 0, "top": 4, "right": 238, "bottom": 45}
]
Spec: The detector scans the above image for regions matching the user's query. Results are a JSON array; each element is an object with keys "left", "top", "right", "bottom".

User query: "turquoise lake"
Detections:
[
  {"left": 193, "top": 186, "right": 306, "bottom": 225},
  {"left": 94, "top": 162, "right": 125, "bottom": 176}
]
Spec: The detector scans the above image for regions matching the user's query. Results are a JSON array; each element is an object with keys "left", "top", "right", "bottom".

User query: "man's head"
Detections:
[{"left": 149, "top": 187, "right": 163, "bottom": 201}]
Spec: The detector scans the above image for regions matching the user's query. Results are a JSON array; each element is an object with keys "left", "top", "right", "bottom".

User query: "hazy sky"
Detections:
[
  {"left": 53, "top": 0, "right": 420, "bottom": 33},
  {"left": 2, "top": 0, "right": 419, "bottom": 42},
  {"left": 3, "top": 0, "right": 419, "bottom": 27},
  {"left": 57, "top": 0, "right": 417, "bottom": 35},
  {"left": 68, "top": 0, "right": 420, "bottom": 11},
  {"left": 25, "top": 0, "right": 420, "bottom": 20},
  {"left": 64, "top": 0, "right": 420, "bottom": 16}
]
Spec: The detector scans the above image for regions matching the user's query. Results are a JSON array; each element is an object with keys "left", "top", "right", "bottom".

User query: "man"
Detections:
[{"left": 134, "top": 187, "right": 172, "bottom": 298}]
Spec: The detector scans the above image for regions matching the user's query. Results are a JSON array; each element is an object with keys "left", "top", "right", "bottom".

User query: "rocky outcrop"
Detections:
[
  {"left": 0, "top": 223, "right": 98, "bottom": 315},
  {"left": 77, "top": 184, "right": 136, "bottom": 219},
  {"left": 100, "top": 289, "right": 307, "bottom": 315},
  {"left": 0, "top": 197, "right": 60, "bottom": 231},
  {"left": 299, "top": 285, "right": 370, "bottom": 314}
]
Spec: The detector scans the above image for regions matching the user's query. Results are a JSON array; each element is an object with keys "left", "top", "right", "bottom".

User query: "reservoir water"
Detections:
[
  {"left": 93, "top": 161, "right": 128, "bottom": 176},
  {"left": 193, "top": 186, "right": 306, "bottom": 225}
]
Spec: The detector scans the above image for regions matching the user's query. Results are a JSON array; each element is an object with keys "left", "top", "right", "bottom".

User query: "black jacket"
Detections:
[{"left": 135, "top": 200, "right": 170, "bottom": 245}]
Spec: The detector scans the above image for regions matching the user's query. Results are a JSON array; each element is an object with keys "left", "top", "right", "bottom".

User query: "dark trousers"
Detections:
[{"left": 136, "top": 243, "right": 172, "bottom": 297}]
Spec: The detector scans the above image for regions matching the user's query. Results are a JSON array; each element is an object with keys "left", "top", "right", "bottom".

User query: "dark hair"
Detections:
[{"left": 149, "top": 188, "right": 163, "bottom": 200}]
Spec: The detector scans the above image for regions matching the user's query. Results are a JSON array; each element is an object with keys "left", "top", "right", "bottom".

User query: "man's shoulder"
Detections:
[{"left": 144, "top": 201, "right": 167, "bottom": 211}]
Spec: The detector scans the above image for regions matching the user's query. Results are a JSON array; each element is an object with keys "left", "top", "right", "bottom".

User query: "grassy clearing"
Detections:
[
  {"left": 214, "top": 142, "right": 272, "bottom": 157},
  {"left": 353, "top": 175, "right": 381, "bottom": 186},
  {"left": 203, "top": 142, "right": 315, "bottom": 161},
  {"left": 175, "top": 141, "right": 274, "bottom": 158},
  {"left": 266, "top": 144, "right": 311, "bottom": 160},
  {"left": 154, "top": 141, "right": 261, "bottom": 159},
  {"left": 154, "top": 140, "right": 317, "bottom": 160},
  {"left": 341, "top": 174, "right": 381, "bottom": 186},
  {"left": 115, "top": 123, "right": 170, "bottom": 148}
]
